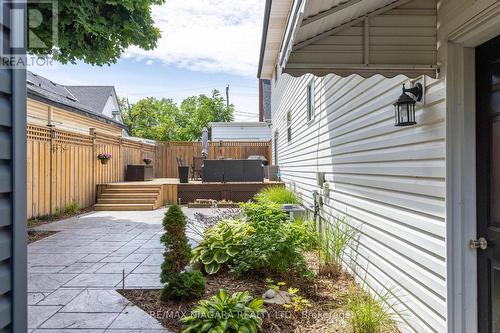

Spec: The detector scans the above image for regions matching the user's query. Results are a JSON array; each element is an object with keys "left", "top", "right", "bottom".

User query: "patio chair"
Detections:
[{"left": 191, "top": 156, "right": 204, "bottom": 180}]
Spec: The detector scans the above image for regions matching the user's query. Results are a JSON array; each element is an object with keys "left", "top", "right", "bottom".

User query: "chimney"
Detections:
[{"left": 259, "top": 79, "right": 264, "bottom": 122}]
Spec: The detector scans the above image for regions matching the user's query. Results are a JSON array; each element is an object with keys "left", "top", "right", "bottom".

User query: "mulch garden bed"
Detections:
[
  {"left": 27, "top": 207, "right": 93, "bottom": 244},
  {"left": 119, "top": 255, "right": 359, "bottom": 333},
  {"left": 28, "top": 207, "right": 93, "bottom": 228},
  {"left": 28, "top": 230, "right": 58, "bottom": 244}
]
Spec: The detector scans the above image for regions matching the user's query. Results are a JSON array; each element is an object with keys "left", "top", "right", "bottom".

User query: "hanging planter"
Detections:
[
  {"left": 97, "top": 153, "right": 112, "bottom": 165},
  {"left": 143, "top": 157, "right": 153, "bottom": 165}
]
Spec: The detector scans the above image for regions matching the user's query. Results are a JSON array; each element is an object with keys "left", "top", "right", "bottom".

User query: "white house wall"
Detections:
[
  {"left": 211, "top": 126, "right": 272, "bottom": 141},
  {"left": 271, "top": 73, "right": 446, "bottom": 332}
]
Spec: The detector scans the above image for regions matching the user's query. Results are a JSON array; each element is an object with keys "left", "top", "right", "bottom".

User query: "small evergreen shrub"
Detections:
[
  {"left": 180, "top": 289, "right": 266, "bottom": 333},
  {"left": 254, "top": 186, "right": 301, "bottom": 204},
  {"left": 160, "top": 271, "right": 206, "bottom": 301},
  {"left": 160, "top": 204, "right": 192, "bottom": 283}
]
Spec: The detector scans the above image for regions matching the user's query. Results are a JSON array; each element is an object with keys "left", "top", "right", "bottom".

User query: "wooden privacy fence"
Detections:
[
  {"left": 27, "top": 125, "right": 156, "bottom": 218},
  {"left": 156, "top": 141, "right": 273, "bottom": 178}
]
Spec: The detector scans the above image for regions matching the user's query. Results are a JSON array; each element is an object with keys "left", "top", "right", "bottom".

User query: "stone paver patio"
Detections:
[{"left": 28, "top": 208, "right": 212, "bottom": 332}]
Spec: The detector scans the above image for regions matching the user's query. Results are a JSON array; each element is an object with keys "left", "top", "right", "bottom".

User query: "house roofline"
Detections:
[
  {"left": 28, "top": 91, "right": 128, "bottom": 130},
  {"left": 257, "top": 0, "right": 273, "bottom": 78}
]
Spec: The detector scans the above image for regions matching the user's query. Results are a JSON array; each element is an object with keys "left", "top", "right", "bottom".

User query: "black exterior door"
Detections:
[{"left": 476, "top": 35, "right": 500, "bottom": 333}]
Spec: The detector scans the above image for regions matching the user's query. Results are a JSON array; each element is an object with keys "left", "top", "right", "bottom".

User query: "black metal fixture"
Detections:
[{"left": 394, "top": 83, "right": 423, "bottom": 126}]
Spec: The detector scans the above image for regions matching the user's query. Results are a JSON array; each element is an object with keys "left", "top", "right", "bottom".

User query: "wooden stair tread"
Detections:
[
  {"left": 94, "top": 203, "right": 155, "bottom": 211},
  {"left": 97, "top": 199, "right": 157, "bottom": 204},
  {"left": 104, "top": 188, "right": 161, "bottom": 192},
  {"left": 100, "top": 193, "right": 159, "bottom": 197}
]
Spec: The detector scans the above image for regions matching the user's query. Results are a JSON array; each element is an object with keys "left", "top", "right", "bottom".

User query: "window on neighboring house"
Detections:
[
  {"left": 306, "top": 80, "right": 315, "bottom": 122},
  {"left": 286, "top": 111, "right": 292, "bottom": 143}
]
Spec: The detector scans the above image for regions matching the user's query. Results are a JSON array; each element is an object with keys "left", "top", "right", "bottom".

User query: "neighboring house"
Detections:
[
  {"left": 259, "top": 1, "right": 499, "bottom": 333},
  {"left": 65, "top": 85, "right": 123, "bottom": 123},
  {"left": 27, "top": 71, "right": 126, "bottom": 136},
  {"left": 209, "top": 122, "right": 272, "bottom": 141}
]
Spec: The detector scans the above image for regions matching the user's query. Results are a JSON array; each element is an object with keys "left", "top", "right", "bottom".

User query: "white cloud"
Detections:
[{"left": 124, "top": 0, "right": 265, "bottom": 77}]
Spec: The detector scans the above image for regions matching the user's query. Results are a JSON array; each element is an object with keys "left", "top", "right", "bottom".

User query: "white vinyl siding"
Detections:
[
  {"left": 211, "top": 125, "right": 272, "bottom": 141},
  {"left": 285, "top": 0, "right": 438, "bottom": 78},
  {"left": 271, "top": 73, "right": 446, "bottom": 333}
]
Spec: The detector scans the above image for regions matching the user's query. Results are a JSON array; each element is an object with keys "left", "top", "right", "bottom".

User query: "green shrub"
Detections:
[
  {"left": 318, "top": 214, "right": 357, "bottom": 276},
  {"left": 241, "top": 202, "right": 289, "bottom": 225},
  {"left": 180, "top": 289, "right": 266, "bottom": 333},
  {"left": 160, "top": 204, "right": 192, "bottom": 283},
  {"left": 254, "top": 186, "right": 301, "bottom": 204},
  {"left": 289, "top": 218, "right": 319, "bottom": 251},
  {"left": 230, "top": 203, "right": 313, "bottom": 277},
  {"left": 348, "top": 287, "right": 399, "bottom": 333},
  {"left": 191, "top": 203, "right": 316, "bottom": 277},
  {"left": 160, "top": 271, "right": 206, "bottom": 301},
  {"left": 191, "top": 219, "right": 255, "bottom": 274},
  {"left": 64, "top": 201, "right": 80, "bottom": 215}
]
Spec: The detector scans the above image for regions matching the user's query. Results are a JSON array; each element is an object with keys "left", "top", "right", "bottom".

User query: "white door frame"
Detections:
[{"left": 446, "top": 8, "right": 500, "bottom": 333}]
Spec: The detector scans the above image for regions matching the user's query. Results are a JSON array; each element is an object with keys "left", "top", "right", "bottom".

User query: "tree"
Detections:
[
  {"left": 122, "top": 97, "right": 177, "bottom": 141},
  {"left": 123, "top": 89, "right": 235, "bottom": 141},
  {"left": 176, "top": 90, "right": 234, "bottom": 141},
  {"left": 29, "top": 0, "right": 165, "bottom": 65}
]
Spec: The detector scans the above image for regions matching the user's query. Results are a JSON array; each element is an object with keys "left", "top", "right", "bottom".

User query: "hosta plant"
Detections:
[
  {"left": 191, "top": 219, "right": 255, "bottom": 274},
  {"left": 180, "top": 289, "right": 266, "bottom": 333}
]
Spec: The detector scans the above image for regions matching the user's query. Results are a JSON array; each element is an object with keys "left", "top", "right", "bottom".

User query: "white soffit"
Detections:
[
  {"left": 259, "top": 0, "right": 295, "bottom": 79},
  {"left": 282, "top": 0, "right": 438, "bottom": 78}
]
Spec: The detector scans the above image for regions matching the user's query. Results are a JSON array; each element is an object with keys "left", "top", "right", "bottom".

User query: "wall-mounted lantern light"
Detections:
[{"left": 394, "top": 83, "right": 423, "bottom": 126}]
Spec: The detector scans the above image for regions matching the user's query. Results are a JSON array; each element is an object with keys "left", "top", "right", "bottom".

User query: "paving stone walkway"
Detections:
[{"left": 27, "top": 208, "right": 213, "bottom": 333}]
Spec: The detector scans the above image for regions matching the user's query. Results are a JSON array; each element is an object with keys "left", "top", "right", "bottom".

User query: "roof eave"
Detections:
[
  {"left": 257, "top": 0, "right": 273, "bottom": 79},
  {"left": 28, "top": 91, "right": 128, "bottom": 130}
]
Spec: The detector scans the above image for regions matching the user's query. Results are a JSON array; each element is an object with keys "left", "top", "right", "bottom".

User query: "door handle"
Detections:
[{"left": 470, "top": 237, "right": 488, "bottom": 250}]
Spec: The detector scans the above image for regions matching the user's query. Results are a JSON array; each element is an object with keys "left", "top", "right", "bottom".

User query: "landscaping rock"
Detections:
[{"left": 262, "top": 289, "right": 291, "bottom": 305}]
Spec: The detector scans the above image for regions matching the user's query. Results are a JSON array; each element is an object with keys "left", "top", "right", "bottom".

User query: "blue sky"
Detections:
[{"left": 29, "top": 0, "right": 265, "bottom": 121}]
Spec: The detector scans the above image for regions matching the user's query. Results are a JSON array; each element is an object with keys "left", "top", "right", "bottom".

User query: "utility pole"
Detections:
[{"left": 226, "top": 85, "right": 230, "bottom": 108}]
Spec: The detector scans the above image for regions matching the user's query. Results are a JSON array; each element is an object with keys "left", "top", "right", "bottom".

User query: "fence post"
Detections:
[
  {"left": 267, "top": 140, "right": 273, "bottom": 165},
  {"left": 120, "top": 137, "right": 124, "bottom": 181},
  {"left": 90, "top": 128, "right": 96, "bottom": 203},
  {"left": 49, "top": 128, "right": 55, "bottom": 215}
]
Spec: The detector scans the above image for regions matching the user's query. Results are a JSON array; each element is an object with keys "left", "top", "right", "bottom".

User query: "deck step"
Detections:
[
  {"left": 106, "top": 183, "right": 162, "bottom": 189},
  {"left": 94, "top": 203, "right": 155, "bottom": 211},
  {"left": 103, "top": 188, "right": 161, "bottom": 193},
  {"left": 97, "top": 198, "right": 157, "bottom": 205},
  {"left": 99, "top": 193, "right": 159, "bottom": 198},
  {"left": 95, "top": 183, "right": 164, "bottom": 211}
]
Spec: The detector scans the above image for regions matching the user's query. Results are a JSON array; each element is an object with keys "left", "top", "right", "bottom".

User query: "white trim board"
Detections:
[{"left": 445, "top": 13, "right": 500, "bottom": 333}]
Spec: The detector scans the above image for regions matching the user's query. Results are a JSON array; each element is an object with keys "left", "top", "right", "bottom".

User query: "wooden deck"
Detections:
[{"left": 95, "top": 178, "right": 284, "bottom": 210}]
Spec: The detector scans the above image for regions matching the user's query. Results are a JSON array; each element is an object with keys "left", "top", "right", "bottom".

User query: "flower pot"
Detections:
[
  {"left": 144, "top": 161, "right": 152, "bottom": 165},
  {"left": 100, "top": 159, "right": 109, "bottom": 165},
  {"left": 178, "top": 166, "right": 189, "bottom": 183}
]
